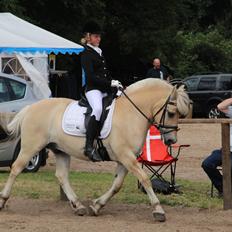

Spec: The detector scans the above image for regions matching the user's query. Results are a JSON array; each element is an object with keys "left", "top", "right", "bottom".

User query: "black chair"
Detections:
[{"left": 210, "top": 166, "right": 222, "bottom": 197}]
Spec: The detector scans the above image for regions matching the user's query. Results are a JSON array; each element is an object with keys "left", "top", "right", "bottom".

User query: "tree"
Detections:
[{"left": 0, "top": 0, "right": 25, "bottom": 17}]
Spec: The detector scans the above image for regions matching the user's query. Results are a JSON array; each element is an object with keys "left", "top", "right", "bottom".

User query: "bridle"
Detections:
[
  {"left": 152, "top": 94, "right": 179, "bottom": 134},
  {"left": 121, "top": 88, "right": 179, "bottom": 134}
]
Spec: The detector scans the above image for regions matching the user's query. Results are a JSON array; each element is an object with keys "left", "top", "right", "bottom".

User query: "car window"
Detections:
[
  {"left": 184, "top": 78, "right": 199, "bottom": 91},
  {"left": 8, "top": 79, "right": 26, "bottom": 100},
  {"left": 198, "top": 77, "right": 216, "bottom": 90},
  {"left": 0, "top": 78, "right": 10, "bottom": 102},
  {"left": 219, "top": 76, "right": 232, "bottom": 90}
]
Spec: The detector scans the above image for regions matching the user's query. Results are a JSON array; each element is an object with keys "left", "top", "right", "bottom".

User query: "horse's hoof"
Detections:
[
  {"left": 153, "top": 212, "right": 166, "bottom": 222},
  {"left": 88, "top": 205, "right": 98, "bottom": 216},
  {"left": 75, "top": 206, "right": 88, "bottom": 216},
  {"left": 0, "top": 197, "right": 6, "bottom": 210}
]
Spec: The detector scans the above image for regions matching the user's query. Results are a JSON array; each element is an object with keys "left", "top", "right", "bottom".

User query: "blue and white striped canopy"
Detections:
[{"left": 0, "top": 13, "right": 84, "bottom": 55}]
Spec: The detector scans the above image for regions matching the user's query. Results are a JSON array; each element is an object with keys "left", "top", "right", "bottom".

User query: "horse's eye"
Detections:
[{"left": 167, "top": 111, "right": 175, "bottom": 118}]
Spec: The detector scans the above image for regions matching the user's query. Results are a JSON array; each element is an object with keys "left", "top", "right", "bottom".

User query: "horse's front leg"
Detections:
[
  {"left": 55, "top": 152, "right": 87, "bottom": 216},
  {"left": 118, "top": 151, "right": 166, "bottom": 222},
  {"left": 89, "top": 162, "right": 128, "bottom": 216},
  {"left": 0, "top": 149, "right": 37, "bottom": 209}
]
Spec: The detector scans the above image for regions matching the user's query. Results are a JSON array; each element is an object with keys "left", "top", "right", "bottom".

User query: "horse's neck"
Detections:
[{"left": 126, "top": 88, "right": 168, "bottom": 117}]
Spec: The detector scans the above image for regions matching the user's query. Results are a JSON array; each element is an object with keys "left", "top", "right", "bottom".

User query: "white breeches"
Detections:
[{"left": 85, "top": 90, "right": 107, "bottom": 121}]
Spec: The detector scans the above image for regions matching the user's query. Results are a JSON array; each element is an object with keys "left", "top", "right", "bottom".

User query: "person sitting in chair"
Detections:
[
  {"left": 201, "top": 98, "right": 232, "bottom": 197},
  {"left": 80, "top": 21, "right": 123, "bottom": 162}
]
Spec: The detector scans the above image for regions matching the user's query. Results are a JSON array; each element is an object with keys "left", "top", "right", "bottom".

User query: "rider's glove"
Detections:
[{"left": 111, "top": 80, "right": 123, "bottom": 90}]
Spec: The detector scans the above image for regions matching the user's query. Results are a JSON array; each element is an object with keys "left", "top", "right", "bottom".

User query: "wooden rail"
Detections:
[{"left": 179, "top": 118, "right": 232, "bottom": 210}]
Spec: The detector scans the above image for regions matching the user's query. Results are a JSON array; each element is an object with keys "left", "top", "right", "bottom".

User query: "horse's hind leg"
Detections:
[
  {"left": 0, "top": 148, "right": 40, "bottom": 209},
  {"left": 118, "top": 151, "right": 166, "bottom": 222},
  {"left": 55, "top": 152, "right": 87, "bottom": 216},
  {"left": 89, "top": 162, "right": 128, "bottom": 216}
]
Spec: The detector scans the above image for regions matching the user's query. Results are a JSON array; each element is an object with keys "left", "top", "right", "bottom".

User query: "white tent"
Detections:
[{"left": 0, "top": 12, "right": 84, "bottom": 99}]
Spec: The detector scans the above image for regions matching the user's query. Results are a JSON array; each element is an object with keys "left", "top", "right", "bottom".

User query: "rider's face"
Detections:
[{"left": 89, "top": 34, "right": 101, "bottom": 47}]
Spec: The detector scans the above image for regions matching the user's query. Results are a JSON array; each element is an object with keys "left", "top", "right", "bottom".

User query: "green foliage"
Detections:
[
  {"left": 174, "top": 29, "right": 232, "bottom": 77},
  {"left": 0, "top": 0, "right": 25, "bottom": 17},
  {"left": 0, "top": 171, "right": 223, "bottom": 209}
]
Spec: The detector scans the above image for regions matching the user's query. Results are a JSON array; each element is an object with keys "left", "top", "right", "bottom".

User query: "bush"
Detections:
[{"left": 174, "top": 29, "right": 232, "bottom": 78}]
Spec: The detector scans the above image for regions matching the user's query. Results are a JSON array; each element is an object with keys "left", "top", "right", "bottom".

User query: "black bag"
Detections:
[
  {"left": 151, "top": 178, "right": 173, "bottom": 195},
  {"left": 139, "top": 178, "right": 174, "bottom": 195}
]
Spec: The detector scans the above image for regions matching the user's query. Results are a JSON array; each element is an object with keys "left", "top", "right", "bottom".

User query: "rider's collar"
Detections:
[{"left": 87, "top": 43, "right": 102, "bottom": 56}]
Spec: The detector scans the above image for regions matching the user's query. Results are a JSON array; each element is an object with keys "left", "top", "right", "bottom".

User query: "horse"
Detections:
[{"left": 0, "top": 78, "right": 190, "bottom": 222}]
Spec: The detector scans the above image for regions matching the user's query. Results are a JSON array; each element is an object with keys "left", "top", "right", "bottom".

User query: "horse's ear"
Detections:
[
  {"left": 167, "top": 87, "right": 177, "bottom": 114},
  {"left": 176, "top": 85, "right": 191, "bottom": 117},
  {"left": 170, "top": 86, "right": 177, "bottom": 100}
]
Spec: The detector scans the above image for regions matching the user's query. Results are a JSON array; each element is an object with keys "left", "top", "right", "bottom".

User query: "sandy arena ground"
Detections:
[{"left": 0, "top": 124, "right": 231, "bottom": 232}]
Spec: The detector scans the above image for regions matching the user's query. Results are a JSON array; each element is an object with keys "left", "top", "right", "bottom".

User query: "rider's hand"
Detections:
[{"left": 111, "top": 80, "right": 123, "bottom": 89}]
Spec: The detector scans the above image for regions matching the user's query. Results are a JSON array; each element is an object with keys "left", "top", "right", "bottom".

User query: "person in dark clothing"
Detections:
[
  {"left": 81, "top": 21, "right": 123, "bottom": 162},
  {"left": 146, "top": 58, "right": 170, "bottom": 81},
  {"left": 201, "top": 98, "right": 232, "bottom": 197}
]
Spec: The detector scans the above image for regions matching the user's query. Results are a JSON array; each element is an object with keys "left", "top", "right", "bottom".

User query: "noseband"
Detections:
[{"left": 121, "top": 88, "right": 179, "bottom": 134}]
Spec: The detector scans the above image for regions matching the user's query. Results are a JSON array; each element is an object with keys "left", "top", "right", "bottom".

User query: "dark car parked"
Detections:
[{"left": 171, "top": 73, "right": 232, "bottom": 118}]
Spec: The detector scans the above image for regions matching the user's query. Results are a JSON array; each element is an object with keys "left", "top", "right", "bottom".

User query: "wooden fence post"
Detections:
[{"left": 221, "top": 123, "right": 232, "bottom": 210}]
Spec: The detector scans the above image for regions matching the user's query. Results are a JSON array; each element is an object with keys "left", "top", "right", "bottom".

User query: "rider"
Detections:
[{"left": 81, "top": 21, "right": 123, "bottom": 162}]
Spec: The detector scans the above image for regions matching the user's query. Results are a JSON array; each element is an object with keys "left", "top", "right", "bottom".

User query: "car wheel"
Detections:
[
  {"left": 207, "top": 104, "right": 224, "bottom": 119},
  {"left": 23, "top": 152, "right": 43, "bottom": 173}
]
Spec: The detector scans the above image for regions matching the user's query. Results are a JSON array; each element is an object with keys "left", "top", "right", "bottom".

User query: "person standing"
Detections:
[
  {"left": 80, "top": 21, "right": 123, "bottom": 162},
  {"left": 146, "top": 58, "right": 171, "bottom": 81},
  {"left": 201, "top": 98, "right": 232, "bottom": 196}
]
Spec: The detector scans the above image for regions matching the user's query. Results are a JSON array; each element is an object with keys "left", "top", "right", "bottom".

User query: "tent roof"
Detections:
[{"left": 0, "top": 13, "right": 84, "bottom": 55}]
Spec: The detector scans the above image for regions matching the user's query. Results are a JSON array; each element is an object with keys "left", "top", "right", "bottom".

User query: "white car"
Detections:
[
  {"left": 0, "top": 72, "right": 47, "bottom": 172},
  {"left": 0, "top": 72, "right": 38, "bottom": 112}
]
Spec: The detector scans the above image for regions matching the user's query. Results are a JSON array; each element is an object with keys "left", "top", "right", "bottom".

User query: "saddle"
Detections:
[
  {"left": 78, "top": 91, "right": 117, "bottom": 161},
  {"left": 78, "top": 92, "right": 115, "bottom": 131}
]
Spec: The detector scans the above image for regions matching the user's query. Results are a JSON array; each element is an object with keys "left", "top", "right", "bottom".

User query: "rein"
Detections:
[
  {"left": 121, "top": 89, "right": 154, "bottom": 125},
  {"left": 121, "top": 88, "right": 178, "bottom": 133}
]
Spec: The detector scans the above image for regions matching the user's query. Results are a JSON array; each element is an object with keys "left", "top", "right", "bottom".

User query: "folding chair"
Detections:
[
  {"left": 210, "top": 166, "right": 222, "bottom": 197},
  {"left": 137, "top": 125, "right": 190, "bottom": 194}
]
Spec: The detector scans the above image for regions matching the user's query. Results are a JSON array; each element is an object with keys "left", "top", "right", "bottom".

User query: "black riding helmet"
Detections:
[{"left": 82, "top": 21, "right": 102, "bottom": 34}]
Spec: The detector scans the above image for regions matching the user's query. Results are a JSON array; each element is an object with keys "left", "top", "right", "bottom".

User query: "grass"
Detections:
[{"left": 0, "top": 170, "right": 222, "bottom": 209}]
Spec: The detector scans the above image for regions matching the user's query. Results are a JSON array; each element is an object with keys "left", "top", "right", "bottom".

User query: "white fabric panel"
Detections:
[
  {"left": 32, "top": 57, "right": 48, "bottom": 81},
  {"left": 16, "top": 54, "right": 51, "bottom": 99}
]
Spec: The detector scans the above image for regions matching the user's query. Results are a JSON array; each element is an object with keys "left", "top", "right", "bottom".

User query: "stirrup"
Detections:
[{"left": 85, "top": 147, "right": 103, "bottom": 162}]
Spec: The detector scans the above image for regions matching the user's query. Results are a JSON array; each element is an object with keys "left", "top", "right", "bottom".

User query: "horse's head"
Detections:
[{"left": 153, "top": 85, "right": 190, "bottom": 145}]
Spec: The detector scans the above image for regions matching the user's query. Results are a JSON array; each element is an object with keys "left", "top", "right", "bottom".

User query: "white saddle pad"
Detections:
[{"left": 62, "top": 100, "right": 116, "bottom": 139}]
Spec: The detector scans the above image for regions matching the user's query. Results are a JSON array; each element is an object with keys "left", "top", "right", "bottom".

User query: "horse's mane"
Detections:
[
  {"left": 124, "top": 78, "right": 191, "bottom": 117},
  {"left": 125, "top": 78, "right": 170, "bottom": 94},
  {"left": 176, "top": 85, "right": 191, "bottom": 117}
]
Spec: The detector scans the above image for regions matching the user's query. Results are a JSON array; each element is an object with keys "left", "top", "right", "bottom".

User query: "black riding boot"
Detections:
[{"left": 84, "top": 116, "right": 103, "bottom": 162}]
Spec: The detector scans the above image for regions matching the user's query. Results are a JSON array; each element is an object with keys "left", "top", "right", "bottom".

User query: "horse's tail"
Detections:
[{"left": 7, "top": 105, "right": 30, "bottom": 139}]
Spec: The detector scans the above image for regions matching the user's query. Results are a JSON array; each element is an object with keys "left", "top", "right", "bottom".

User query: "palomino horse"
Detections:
[{"left": 0, "top": 78, "right": 190, "bottom": 222}]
